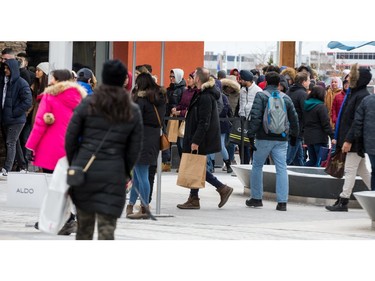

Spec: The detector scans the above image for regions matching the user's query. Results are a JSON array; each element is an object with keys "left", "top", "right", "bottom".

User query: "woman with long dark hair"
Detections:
[
  {"left": 126, "top": 72, "right": 166, "bottom": 219},
  {"left": 30, "top": 62, "right": 49, "bottom": 125},
  {"left": 65, "top": 60, "right": 143, "bottom": 239}
]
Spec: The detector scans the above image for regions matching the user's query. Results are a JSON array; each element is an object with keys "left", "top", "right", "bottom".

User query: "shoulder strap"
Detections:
[
  {"left": 153, "top": 105, "right": 162, "bottom": 128},
  {"left": 263, "top": 89, "right": 271, "bottom": 97},
  {"left": 83, "top": 126, "right": 113, "bottom": 172}
]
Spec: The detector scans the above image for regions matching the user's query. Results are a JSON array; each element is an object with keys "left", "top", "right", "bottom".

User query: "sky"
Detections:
[{"left": 204, "top": 41, "right": 375, "bottom": 55}]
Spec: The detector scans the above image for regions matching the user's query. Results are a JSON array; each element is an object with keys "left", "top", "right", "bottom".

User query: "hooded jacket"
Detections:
[
  {"left": 166, "top": 69, "right": 186, "bottom": 115},
  {"left": 183, "top": 77, "right": 221, "bottom": 155},
  {"left": 0, "top": 59, "right": 32, "bottom": 125},
  {"left": 336, "top": 65, "right": 371, "bottom": 151},
  {"left": 221, "top": 78, "right": 240, "bottom": 115},
  {"left": 26, "top": 81, "right": 87, "bottom": 170},
  {"left": 303, "top": 98, "right": 334, "bottom": 145}
]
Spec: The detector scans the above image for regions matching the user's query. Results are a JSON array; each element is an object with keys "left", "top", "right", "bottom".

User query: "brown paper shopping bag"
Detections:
[
  {"left": 177, "top": 152, "right": 206, "bottom": 189},
  {"left": 166, "top": 117, "right": 179, "bottom": 143}
]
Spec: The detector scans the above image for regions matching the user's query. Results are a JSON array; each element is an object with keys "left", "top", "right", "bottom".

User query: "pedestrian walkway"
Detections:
[{"left": 0, "top": 168, "right": 374, "bottom": 240}]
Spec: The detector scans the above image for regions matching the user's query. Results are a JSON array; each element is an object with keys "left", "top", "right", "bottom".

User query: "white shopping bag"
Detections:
[
  {"left": 7, "top": 172, "right": 51, "bottom": 209},
  {"left": 38, "top": 156, "right": 73, "bottom": 234}
]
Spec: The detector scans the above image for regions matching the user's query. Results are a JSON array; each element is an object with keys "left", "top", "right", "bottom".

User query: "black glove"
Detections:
[
  {"left": 249, "top": 138, "right": 257, "bottom": 151},
  {"left": 357, "top": 139, "right": 365, "bottom": 158},
  {"left": 357, "top": 148, "right": 365, "bottom": 158},
  {"left": 25, "top": 149, "right": 35, "bottom": 162},
  {"left": 290, "top": 136, "right": 297, "bottom": 146}
]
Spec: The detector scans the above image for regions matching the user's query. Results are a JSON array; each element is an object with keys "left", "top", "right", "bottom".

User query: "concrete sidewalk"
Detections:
[{"left": 0, "top": 169, "right": 374, "bottom": 240}]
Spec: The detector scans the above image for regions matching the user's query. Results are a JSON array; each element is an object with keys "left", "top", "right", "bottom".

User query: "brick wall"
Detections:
[{"left": 0, "top": 41, "right": 27, "bottom": 54}]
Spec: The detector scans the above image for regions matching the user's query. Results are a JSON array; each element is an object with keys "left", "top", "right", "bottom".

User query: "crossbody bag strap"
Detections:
[
  {"left": 153, "top": 105, "right": 162, "bottom": 128},
  {"left": 83, "top": 126, "right": 113, "bottom": 172}
]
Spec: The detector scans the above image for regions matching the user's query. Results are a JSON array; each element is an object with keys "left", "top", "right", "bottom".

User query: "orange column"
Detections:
[
  {"left": 112, "top": 41, "right": 204, "bottom": 86},
  {"left": 279, "top": 41, "right": 296, "bottom": 67}
]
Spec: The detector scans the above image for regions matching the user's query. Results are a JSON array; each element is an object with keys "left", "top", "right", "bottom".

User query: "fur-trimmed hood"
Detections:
[
  {"left": 280, "top": 67, "right": 297, "bottom": 83},
  {"left": 221, "top": 78, "right": 240, "bottom": 93},
  {"left": 135, "top": 87, "right": 167, "bottom": 106},
  {"left": 201, "top": 76, "right": 216, "bottom": 91},
  {"left": 43, "top": 81, "right": 88, "bottom": 99},
  {"left": 349, "top": 63, "right": 372, "bottom": 90}
]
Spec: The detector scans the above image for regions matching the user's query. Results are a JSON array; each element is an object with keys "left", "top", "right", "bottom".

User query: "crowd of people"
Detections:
[{"left": 1, "top": 46, "right": 374, "bottom": 239}]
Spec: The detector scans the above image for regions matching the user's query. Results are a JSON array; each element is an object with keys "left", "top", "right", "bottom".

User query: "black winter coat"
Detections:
[
  {"left": 134, "top": 89, "right": 166, "bottom": 165},
  {"left": 303, "top": 99, "right": 334, "bottom": 145},
  {"left": 286, "top": 83, "right": 308, "bottom": 137},
  {"left": 65, "top": 96, "right": 143, "bottom": 218},
  {"left": 183, "top": 77, "right": 221, "bottom": 155},
  {"left": 219, "top": 93, "right": 232, "bottom": 134},
  {"left": 337, "top": 70, "right": 371, "bottom": 152},
  {"left": 353, "top": 94, "right": 375, "bottom": 155},
  {"left": 0, "top": 59, "right": 32, "bottom": 125}
]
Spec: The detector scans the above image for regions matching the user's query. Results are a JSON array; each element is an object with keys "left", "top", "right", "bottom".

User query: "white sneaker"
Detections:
[
  {"left": 19, "top": 169, "right": 28, "bottom": 173},
  {"left": 1, "top": 168, "right": 8, "bottom": 176},
  {"left": 222, "top": 163, "right": 227, "bottom": 171}
]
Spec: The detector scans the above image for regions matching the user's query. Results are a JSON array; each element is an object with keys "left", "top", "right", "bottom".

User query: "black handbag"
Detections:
[
  {"left": 229, "top": 118, "right": 250, "bottom": 146},
  {"left": 67, "top": 127, "right": 113, "bottom": 186}
]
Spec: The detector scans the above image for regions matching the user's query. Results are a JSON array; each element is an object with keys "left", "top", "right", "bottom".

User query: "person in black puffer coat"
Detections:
[
  {"left": 325, "top": 64, "right": 372, "bottom": 212},
  {"left": 65, "top": 60, "right": 143, "bottom": 239}
]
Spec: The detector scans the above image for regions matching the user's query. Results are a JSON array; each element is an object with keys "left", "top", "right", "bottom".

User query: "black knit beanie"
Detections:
[{"left": 102, "top": 59, "right": 127, "bottom": 87}]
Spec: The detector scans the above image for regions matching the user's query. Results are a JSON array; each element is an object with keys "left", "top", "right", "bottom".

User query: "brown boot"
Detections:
[
  {"left": 176, "top": 196, "right": 200, "bottom": 209},
  {"left": 217, "top": 185, "right": 233, "bottom": 208},
  {"left": 126, "top": 204, "right": 134, "bottom": 218},
  {"left": 162, "top": 162, "right": 171, "bottom": 172},
  {"left": 127, "top": 205, "right": 150, "bottom": 220}
]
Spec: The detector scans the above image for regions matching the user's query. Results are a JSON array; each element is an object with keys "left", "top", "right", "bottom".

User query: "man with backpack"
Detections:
[{"left": 245, "top": 71, "right": 299, "bottom": 211}]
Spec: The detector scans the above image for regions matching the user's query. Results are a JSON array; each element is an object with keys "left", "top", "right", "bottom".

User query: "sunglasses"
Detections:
[{"left": 169, "top": 75, "right": 175, "bottom": 78}]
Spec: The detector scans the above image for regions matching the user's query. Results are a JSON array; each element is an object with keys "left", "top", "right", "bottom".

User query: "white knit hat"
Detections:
[{"left": 36, "top": 62, "right": 50, "bottom": 75}]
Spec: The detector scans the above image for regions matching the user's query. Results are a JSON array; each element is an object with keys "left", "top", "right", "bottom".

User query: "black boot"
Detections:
[
  {"left": 211, "top": 160, "right": 215, "bottom": 173},
  {"left": 325, "top": 197, "right": 349, "bottom": 212},
  {"left": 223, "top": 159, "right": 233, "bottom": 173}
]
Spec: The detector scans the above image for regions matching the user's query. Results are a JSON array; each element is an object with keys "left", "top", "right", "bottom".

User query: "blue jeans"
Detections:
[
  {"left": 225, "top": 133, "right": 235, "bottom": 162},
  {"left": 3, "top": 123, "right": 26, "bottom": 172},
  {"left": 220, "top": 134, "right": 229, "bottom": 161},
  {"left": 190, "top": 160, "right": 224, "bottom": 196},
  {"left": 305, "top": 143, "right": 328, "bottom": 167},
  {"left": 129, "top": 164, "right": 150, "bottom": 206},
  {"left": 250, "top": 139, "right": 288, "bottom": 203},
  {"left": 286, "top": 137, "right": 304, "bottom": 166},
  {"left": 368, "top": 154, "right": 375, "bottom": 191}
]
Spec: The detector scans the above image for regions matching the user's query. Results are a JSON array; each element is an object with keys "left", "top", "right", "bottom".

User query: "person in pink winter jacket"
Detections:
[
  {"left": 26, "top": 69, "right": 87, "bottom": 172},
  {"left": 26, "top": 69, "right": 87, "bottom": 234}
]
